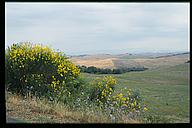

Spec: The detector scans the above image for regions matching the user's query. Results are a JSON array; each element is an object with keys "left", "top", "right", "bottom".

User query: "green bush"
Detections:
[
  {"left": 87, "top": 76, "right": 148, "bottom": 121},
  {"left": 5, "top": 42, "right": 148, "bottom": 122},
  {"left": 5, "top": 42, "right": 80, "bottom": 100}
]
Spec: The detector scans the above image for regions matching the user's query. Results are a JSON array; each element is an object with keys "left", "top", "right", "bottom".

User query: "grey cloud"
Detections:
[{"left": 5, "top": 3, "right": 189, "bottom": 55}]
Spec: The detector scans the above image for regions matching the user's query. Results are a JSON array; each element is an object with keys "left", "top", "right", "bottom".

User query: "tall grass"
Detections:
[{"left": 6, "top": 90, "right": 142, "bottom": 123}]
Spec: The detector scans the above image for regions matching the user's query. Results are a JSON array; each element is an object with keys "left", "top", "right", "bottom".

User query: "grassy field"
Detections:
[
  {"left": 6, "top": 63, "right": 189, "bottom": 123},
  {"left": 6, "top": 51, "right": 190, "bottom": 123},
  {"left": 71, "top": 57, "right": 117, "bottom": 69},
  {"left": 82, "top": 63, "right": 190, "bottom": 123},
  {"left": 113, "top": 54, "right": 189, "bottom": 69}
]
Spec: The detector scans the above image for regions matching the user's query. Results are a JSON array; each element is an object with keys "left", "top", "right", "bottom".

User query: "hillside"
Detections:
[
  {"left": 70, "top": 54, "right": 118, "bottom": 69},
  {"left": 113, "top": 53, "right": 189, "bottom": 69},
  {"left": 82, "top": 62, "right": 190, "bottom": 123},
  {"left": 70, "top": 53, "right": 189, "bottom": 70}
]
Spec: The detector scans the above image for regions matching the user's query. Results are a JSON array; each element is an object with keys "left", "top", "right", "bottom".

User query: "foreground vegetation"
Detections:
[
  {"left": 6, "top": 42, "right": 148, "bottom": 123},
  {"left": 82, "top": 63, "right": 190, "bottom": 123},
  {"left": 6, "top": 42, "right": 189, "bottom": 123},
  {"left": 6, "top": 91, "right": 112, "bottom": 123}
]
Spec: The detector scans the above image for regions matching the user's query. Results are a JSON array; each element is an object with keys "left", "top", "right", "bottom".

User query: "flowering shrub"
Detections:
[
  {"left": 90, "top": 76, "right": 116, "bottom": 104},
  {"left": 5, "top": 42, "right": 80, "bottom": 100},
  {"left": 89, "top": 76, "right": 148, "bottom": 121},
  {"left": 109, "top": 88, "right": 148, "bottom": 119},
  {"left": 5, "top": 42, "right": 148, "bottom": 122}
]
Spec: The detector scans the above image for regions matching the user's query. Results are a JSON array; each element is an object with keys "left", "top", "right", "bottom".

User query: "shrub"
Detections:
[
  {"left": 5, "top": 42, "right": 148, "bottom": 122},
  {"left": 110, "top": 88, "right": 147, "bottom": 119},
  {"left": 88, "top": 76, "right": 148, "bottom": 121},
  {"left": 89, "top": 76, "right": 116, "bottom": 103},
  {"left": 5, "top": 42, "right": 80, "bottom": 100}
]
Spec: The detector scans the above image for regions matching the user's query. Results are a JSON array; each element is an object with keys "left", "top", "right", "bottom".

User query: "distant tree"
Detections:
[
  {"left": 87, "top": 66, "right": 97, "bottom": 73},
  {"left": 79, "top": 65, "right": 148, "bottom": 74},
  {"left": 113, "top": 69, "right": 121, "bottom": 74}
]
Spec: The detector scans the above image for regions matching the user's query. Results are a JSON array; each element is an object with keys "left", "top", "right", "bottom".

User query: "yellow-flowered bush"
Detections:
[
  {"left": 110, "top": 88, "right": 148, "bottom": 116},
  {"left": 90, "top": 76, "right": 116, "bottom": 104},
  {"left": 106, "top": 88, "right": 148, "bottom": 120},
  {"left": 5, "top": 42, "right": 80, "bottom": 100},
  {"left": 89, "top": 75, "right": 148, "bottom": 120}
]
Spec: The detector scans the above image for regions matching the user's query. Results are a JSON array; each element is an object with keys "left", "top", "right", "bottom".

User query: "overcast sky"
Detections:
[{"left": 5, "top": 3, "right": 189, "bottom": 55}]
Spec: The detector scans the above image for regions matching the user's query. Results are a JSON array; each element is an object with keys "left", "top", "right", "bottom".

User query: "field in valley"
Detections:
[
  {"left": 70, "top": 54, "right": 118, "bottom": 69},
  {"left": 73, "top": 53, "right": 190, "bottom": 123}
]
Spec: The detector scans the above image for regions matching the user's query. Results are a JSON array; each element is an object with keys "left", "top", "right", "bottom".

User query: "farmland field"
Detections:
[
  {"left": 70, "top": 53, "right": 189, "bottom": 69},
  {"left": 81, "top": 62, "right": 190, "bottom": 123}
]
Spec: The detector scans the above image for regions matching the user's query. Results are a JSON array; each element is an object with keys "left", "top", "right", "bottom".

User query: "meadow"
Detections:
[
  {"left": 6, "top": 43, "right": 189, "bottom": 123},
  {"left": 82, "top": 62, "right": 190, "bottom": 123}
]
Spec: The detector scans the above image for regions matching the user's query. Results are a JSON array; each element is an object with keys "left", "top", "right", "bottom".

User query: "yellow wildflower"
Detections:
[{"left": 144, "top": 107, "right": 148, "bottom": 111}]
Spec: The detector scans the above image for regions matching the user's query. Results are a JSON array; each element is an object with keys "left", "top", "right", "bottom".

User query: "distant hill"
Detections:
[
  {"left": 154, "top": 52, "right": 189, "bottom": 58},
  {"left": 70, "top": 52, "right": 189, "bottom": 70}
]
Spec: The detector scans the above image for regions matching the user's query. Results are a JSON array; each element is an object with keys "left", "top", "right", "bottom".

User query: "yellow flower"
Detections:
[
  {"left": 144, "top": 107, "right": 148, "bottom": 111},
  {"left": 131, "top": 103, "right": 134, "bottom": 107},
  {"left": 118, "top": 93, "right": 123, "bottom": 98},
  {"left": 102, "top": 90, "right": 105, "bottom": 95},
  {"left": 122, "top": 97, "right": 126, "bottom": 101}
]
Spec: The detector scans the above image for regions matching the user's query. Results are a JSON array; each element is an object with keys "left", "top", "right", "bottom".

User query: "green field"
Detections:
[{"left": 82, "top": 63, "right": 190, "bottom": 123}]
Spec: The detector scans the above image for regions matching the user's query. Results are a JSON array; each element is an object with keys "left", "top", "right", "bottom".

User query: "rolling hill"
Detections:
[{"left": 70, "top": 52, "right": 189, "bottom": 70}]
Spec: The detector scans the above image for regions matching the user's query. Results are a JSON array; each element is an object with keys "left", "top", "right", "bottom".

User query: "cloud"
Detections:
[{"left": 5, "top": 3, "right": 189, "bottom": 54}]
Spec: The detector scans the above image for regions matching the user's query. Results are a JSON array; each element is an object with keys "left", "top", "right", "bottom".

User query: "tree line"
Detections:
[{"left": 78, "top": 65, "right": 148, "bottom": 74}]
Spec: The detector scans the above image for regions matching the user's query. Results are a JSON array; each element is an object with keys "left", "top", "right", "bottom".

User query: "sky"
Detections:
[{"left": 5, "top": 3, "right": 189, "bottom": 55}]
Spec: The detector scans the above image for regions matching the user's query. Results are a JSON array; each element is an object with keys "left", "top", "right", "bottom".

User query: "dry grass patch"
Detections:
[
  {"left": 6, "top": 91, "right": 142, "bottom": 123},
  {"left": 70, "top": 57, "right": 117, "bottom": 69},
  {"left": 113, "top": 54, "right": 189, "bottom": 69},
  {"left": 6, "top": 91, "right": 111, "bottom": 123}
]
